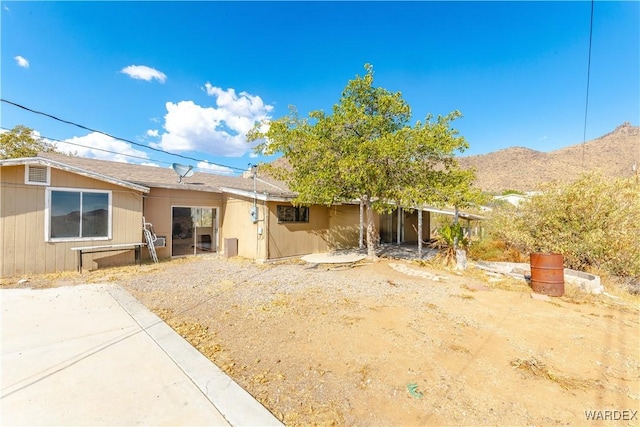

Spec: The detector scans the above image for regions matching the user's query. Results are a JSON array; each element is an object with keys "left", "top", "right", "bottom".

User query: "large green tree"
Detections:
[
  {"left": 248, "top": 64, "right": 475, "bottom": 258},
  {"left": 0, "top": 125, "right": 58, "bottom": 159}
]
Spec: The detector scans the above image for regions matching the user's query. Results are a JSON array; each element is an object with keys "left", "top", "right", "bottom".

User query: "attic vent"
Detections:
[{"left": 26, "top": 165, "right": 50, "bottom": 185}]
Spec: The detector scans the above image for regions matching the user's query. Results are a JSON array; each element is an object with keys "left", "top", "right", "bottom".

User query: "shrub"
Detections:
[
  {"left": 434, "top": 222, "right": 469, "bottom": 265},
  {"left": 468, "top": 237, "right": 527, "bottom": 263},
  {"left": 490, "top": 172, "right": 640, "bottom": 278}
]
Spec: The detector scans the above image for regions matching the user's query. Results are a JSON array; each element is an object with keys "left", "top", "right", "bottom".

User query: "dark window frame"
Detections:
[{"left": 276, "top": 205, "right": 309, "bottom": 223}]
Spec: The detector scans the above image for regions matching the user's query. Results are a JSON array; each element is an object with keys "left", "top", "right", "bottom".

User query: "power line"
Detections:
[
  {"left": 581, "top": 0, "right": 595, "bottom": 170},
  {"left": 0, "top": 126, "right": 175, "bottom": 166},
  {"left": 0, "top": 98, "right": 246, "bottom": 172}
]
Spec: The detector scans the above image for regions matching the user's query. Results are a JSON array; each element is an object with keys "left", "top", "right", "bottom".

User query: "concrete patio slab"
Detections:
[
  {"left": 300, "top": 244, "right": 439, "bottom": 264},
  {"left": 1, "top": 284, "right": 282, "bottom": 427}
]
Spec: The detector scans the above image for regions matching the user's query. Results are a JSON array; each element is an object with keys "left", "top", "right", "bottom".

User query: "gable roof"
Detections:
[
  {"left": 0, "top": 155, "right": 150, "bottom": 193},
  {"left": 1, "top": 153, "right": 295, "bottom": 198}
]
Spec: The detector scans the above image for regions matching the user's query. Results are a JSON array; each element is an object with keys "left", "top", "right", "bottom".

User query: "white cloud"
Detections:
[
  {"left": 15, "top": 56, "right": 29, "bottom": 68},
  {"left": 146, "top": 129, "right": 159, "bottom": 137},
  {"left": 204, "top": 83, "right": 273, "bottom": 118},
  {"left": 196, "top": 161, "right": 235, "bottom": 175},
  {"left": 155, "top": 87, "right": 273, "bottom": 157},
  {"left": 57, "top": 132, "right": 151, "bottom": 163},
  {"left": 120, "top": 65, "right": 167, "bottom": 83}
]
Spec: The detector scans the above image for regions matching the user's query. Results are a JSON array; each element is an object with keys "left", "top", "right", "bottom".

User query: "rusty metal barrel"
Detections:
[{"left": 530, "top": 253, "right": 565, "bottom": 297}]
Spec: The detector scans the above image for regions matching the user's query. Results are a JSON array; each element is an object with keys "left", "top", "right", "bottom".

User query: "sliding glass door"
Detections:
[{"left": 171, "top": 206, "right": 217, "bottom": 256}]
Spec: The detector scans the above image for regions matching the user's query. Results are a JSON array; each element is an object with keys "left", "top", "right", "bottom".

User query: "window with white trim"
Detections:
[{"left": 46, "top": 188, "right": 112, "bottom": 241}]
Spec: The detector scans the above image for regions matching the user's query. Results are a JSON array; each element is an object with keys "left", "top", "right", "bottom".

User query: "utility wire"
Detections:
[
  {"left": 0, "top": 126, "right": 175, "bottom": 166},
  {"left": 1, "top": 98, "right": 246, "bottom": 172},
  {"left": 581, "top": 0, "right": 595, "bottom": 170}
]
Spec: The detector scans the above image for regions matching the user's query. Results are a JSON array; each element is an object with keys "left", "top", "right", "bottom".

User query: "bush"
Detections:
[
  {"left": 434, "top": 222, "right": 469, "bottom": 265},
  {"left": 468, "top": 238, "right": 527, "bottom": 263},
  {"left": 490, "top": 172, "right": 640, "bottom": 278}
]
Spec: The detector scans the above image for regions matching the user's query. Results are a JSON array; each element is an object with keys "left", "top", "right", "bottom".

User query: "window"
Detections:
[
  {"left": 171, "top": 206, "right": 217, "bottom": 256},
  {"left": 46, "top": 189, "right": 111, "bottom": 241},
  {"left": 25, "top": 165, "right": 50, "bottom": 185},
  {"left": 277, "top": 205, "right": 309, "bottom": 223}
]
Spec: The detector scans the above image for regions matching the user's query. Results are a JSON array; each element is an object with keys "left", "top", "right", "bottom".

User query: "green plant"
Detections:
[
  {"left": 501, "top": 189, "right": 524, "bottom": 196},
  {"left": 436, "top": 222, "right": 469, "bottom": 265}
]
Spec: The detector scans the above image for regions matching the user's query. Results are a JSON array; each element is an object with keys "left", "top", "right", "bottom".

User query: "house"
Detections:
[
  {"left": 2, "top": 153, "right": 441, "bottom": 277},
  {"left": 494, "top": 193, "right": 528, "bottom": 207}
]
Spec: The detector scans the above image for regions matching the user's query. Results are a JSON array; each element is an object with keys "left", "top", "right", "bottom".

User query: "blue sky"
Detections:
[{"left": 2, "top": 1, "right": 638, "bottom": 175}]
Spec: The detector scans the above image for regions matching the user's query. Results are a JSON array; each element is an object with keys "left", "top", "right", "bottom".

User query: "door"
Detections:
[
  {"left": 379, "top": 210, "right": 402, "bottom": 244},
  {"left": 171, "top": 206, "right": 217, "bottom": 256}
]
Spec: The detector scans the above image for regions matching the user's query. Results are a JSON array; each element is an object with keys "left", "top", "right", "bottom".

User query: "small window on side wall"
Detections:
[{"left": 276, "top": 205, "right": 309, "bottom": 223}]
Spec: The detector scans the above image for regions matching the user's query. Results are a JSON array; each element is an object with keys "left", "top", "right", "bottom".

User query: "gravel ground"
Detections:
[{"left": 4, "top": 254, "right": 639, "bottom": 426}]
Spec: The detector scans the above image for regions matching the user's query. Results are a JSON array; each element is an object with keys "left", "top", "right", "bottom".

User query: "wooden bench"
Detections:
[{"left": 70, "top": 243, "right": 146, "bottom": 272}]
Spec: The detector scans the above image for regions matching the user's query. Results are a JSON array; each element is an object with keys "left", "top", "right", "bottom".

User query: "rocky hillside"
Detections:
[{"left": 459, "top": 122, "right": 640, "bottom": 193}]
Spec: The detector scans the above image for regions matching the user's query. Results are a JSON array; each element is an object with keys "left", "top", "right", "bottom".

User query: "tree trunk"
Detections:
[{"left": 363, "top": 195, "right": 378, "bottom": 260}]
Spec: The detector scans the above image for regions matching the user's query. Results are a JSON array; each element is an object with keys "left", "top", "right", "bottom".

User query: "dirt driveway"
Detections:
[{"left": 4, "top": 256, "right": 639, "bottom": 426}]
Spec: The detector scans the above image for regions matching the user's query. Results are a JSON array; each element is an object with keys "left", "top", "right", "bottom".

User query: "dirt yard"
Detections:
[{"left": 3, "top": 255, "right": 639, "bottom": 426}]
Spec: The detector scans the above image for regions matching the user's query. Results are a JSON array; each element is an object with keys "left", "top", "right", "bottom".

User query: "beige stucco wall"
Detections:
[
  {"left": 403, "top": 210, "right": 431, "bottom": 243},
  {"left": 219, "top": 199, "right": 396, "bottom": 260},
  {"left": 327, "top": 204, "right": 361, "bottom": 249},
  {"left": 1, "top": 165, "right": 144, "bottom": 277},
  {"left": 220, "top": 194, "right": 335, "bottom": 260},
  {"left": 266, "top": 201, "right": 330, "bottom": 259},
  {"left": 318, "top": 203, "right": 391, "bottom": 251},
  {"left": 219, "top": 194, "right": 264, "bottom": 259}
]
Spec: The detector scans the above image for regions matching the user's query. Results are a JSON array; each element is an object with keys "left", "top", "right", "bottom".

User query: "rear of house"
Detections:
[
  {"left": 1, "top": 154, "right": 351, "bottom": 277},
  {"left": 1, "top": 154, "right": 444, "bottom": 278}
]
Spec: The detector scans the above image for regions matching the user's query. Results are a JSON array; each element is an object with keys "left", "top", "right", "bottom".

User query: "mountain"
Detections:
[{"left": 458, "top": 122, "right": 640, "bottom": 193}]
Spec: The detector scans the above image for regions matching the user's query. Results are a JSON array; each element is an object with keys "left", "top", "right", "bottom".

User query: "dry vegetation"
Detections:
[
  {"left": 476, "top": 170, "right": 640, "bottom": 295},
  {"left": 3, "top": 255, "right": 639, "bottom": 426}
]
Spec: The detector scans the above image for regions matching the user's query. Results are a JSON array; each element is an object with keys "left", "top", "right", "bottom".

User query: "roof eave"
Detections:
[
  {"left": 220, "top": 186, "right": 297, "bottom": 202},
  {"left": 0, "top": 156, "right": 150, "bottom": 193},
  {"left": 134, "top": 181, "right": 222, "bottom": 193}
]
